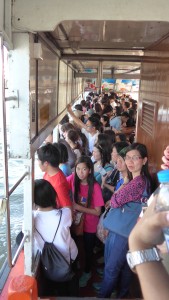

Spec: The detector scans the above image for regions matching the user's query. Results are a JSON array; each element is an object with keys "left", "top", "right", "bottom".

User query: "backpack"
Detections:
[{"left": 36, "top": 210, "right": 74, "bottom": 282}]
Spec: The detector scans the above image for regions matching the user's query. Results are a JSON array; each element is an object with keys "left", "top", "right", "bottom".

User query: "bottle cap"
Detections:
[{"left": 157, "top": 169, "right": 169, "bottom": 183}]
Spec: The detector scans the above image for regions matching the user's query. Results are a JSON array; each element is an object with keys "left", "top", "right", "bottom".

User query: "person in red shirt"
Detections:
[{"left": 37, "top": 143, "right": 72, "bottom": 209}]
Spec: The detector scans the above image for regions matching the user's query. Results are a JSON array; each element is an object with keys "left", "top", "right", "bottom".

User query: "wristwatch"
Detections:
[{"left": 126, "top": 247, "right": 161, "bottom": 271}]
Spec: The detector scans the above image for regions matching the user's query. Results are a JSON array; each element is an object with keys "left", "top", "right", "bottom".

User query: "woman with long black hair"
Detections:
[
  {"left": 97, "top": 143, "right": 153, "bottom": 298},
  {"left": 66, "top": 156, "right": 104, "bottom": 288}
]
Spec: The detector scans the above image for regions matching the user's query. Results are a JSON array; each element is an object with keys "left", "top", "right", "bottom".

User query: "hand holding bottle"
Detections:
[
  {"left": 129, "top": 199, "right": 169, "bottom": 251},
  {"left": 161, "top": 145, "right": 169, "bottom": 170}
]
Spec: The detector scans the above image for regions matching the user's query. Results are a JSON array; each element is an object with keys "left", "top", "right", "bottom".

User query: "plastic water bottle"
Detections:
[{"left": 156, "top": 169, "right": 169, "bottom": 250}]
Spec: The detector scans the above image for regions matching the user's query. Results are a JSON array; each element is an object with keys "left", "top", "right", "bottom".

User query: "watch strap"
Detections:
[{"left": 127, "top": 247, "right": 161, "bottom": 270}]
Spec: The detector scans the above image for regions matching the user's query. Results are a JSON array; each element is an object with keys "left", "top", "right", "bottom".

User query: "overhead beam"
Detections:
[
  {"left": 75, "top": 73, "right": 140, "bottom": 79},
  {"left": 61, "top": 54, "right": 169, "bottom": 63}
]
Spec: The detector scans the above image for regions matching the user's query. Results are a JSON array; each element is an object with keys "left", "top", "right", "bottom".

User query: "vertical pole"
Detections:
[
  {"left": 0, "top": 37, "right": 12, "bottom": 267},
  {"left": 98, "top": 61, "right": 103, "bottom": 94},
  {"left": 23, "top": 159, "right": 33, "bottom": 276}
]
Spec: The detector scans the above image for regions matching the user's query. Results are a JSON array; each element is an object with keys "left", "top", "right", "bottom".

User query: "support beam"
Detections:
[
  {"left": 75, "top": 72, "right": 140, "bottom": 79},
  {"left": 61, "top": 54, "right": 169, "bottom": 63}
]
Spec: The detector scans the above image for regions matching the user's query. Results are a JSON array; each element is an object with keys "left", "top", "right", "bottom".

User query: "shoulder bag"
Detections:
[
  {"left": 103, "top": 201, "right": 142, "bottom": 238},
  {"left": 96, "top": 209, "right": 109, "bottom": 243},
  {"left": 71, "top": 211, "right": 84, "bottom": 236},
  {"left": 36, "top": 210, "right": 74, "bottom": 282}
]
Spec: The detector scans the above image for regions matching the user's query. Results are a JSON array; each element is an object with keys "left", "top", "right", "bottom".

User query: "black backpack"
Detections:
[{"left": 36, "top": 210, "right": 74, "bottom": 282}]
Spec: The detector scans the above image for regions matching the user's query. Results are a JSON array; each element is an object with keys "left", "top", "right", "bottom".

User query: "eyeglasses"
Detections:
[
  {"left": 86, "top": 125, "right": 93, "bottom": 128},
  {"left": 125, "top": 155, "right": 142, "bottom": 162}
]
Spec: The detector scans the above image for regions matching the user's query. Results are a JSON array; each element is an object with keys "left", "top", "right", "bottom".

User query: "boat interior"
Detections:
[{"left": 1, "top": 1, "right": 169, "bottom": 299}]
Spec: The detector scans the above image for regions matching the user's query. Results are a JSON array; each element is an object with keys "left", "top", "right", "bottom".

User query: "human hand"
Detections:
[
  {"left": 129, "top": 200, "right": 169, "bottom": 251},
  {"left": 73, "top": 202, "right": 82, "bottom": 212},
  {"left": 67, "top": 103, "right": 72, "bottom": 112},
  {"left": 161, "top": 145, "right": 169, "bottom": 170},
  {"left": 103, "top": 229, "right": 109, "bottom": 238},
  {"left": 105, "top": 200, "right": 111, "bottom": 209},
  {"left": 157, "top": 241, "right": 168, "bottom": 254},
  {"left": 101, "top": 173, "right": 108, "bottom": 187}
]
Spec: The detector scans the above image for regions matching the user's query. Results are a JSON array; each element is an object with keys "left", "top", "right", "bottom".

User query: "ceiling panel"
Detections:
[{"left": 47, "top": 20, "right": 169, "bottom": 74}]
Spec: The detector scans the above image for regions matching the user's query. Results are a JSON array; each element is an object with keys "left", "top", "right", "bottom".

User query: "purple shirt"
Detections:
[{"left": 111, "top": 175, "right": 146, "bottom": 208}]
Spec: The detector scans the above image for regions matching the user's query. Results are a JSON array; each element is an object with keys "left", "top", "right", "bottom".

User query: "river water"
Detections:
[
  {"left": 0, "top": 139, "right": 43, "bottom": 270},
  {"left": 0, "top": 142, "right": 24, "bottom": 269}
]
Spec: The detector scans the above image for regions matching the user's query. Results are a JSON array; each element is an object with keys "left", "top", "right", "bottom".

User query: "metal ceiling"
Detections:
[{"left": 46, "top": 20, "right": 169, "bottom": 76}]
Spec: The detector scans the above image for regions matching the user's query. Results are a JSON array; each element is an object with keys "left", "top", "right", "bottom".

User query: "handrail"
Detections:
[
  {"left": 12, "top": 232, "right": 29, "bottom": 266},
  {"left": 8, "top": 171, "right": 29, "bottom": 196},
  {"left": 0, "top": 37, "right": 13, "bottom": 268}
]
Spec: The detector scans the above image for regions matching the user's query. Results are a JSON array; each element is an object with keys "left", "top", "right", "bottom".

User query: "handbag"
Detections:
[
  {"left": 71, "top": 212, "right": 84, "bottom": 236},
  {"left": 36, "top": 210, "right": 74, "bottom": 282},
  {"left": 103, "top": 202, "right": 142, "bottom": 238},
  {"left": 96, "top": 210, "right": 109, "bottom": 243}
]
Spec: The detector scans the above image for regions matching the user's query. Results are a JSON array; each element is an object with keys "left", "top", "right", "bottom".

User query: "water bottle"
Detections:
[{"left": 156, "top": 169, "right": 169, "bottom": 251}]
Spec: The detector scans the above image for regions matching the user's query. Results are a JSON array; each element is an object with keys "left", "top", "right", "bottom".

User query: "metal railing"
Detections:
[
  {"left": 0, "top": 37, "right": 29, "bottom": 269},
  {"left": 12, "top": 232, "right": 29, "bottom": 266}
]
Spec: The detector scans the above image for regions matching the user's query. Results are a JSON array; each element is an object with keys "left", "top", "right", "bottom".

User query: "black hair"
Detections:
[
  {"left": 59, "top": 114, "right": 69, "bottom": 125},
  {"left": 124, "top": 101, "right": 130, "bottom": 109},
  {"left": 74, "top": 104, "right": 83, "bottom": 111},
  {"left": 67, "top": 129, "right": 82, "bottom": 151},
  {"left": 88, "top": 116, "right": 101, "bottom": 131},
  {"left": 81, "top": 99, "right": 86, "bottom": 107},
  {"left": 97, "top": 133, "right": 113, "bottom": 153},
  {"left": 115, "top": 106, "right": 122, "bottom": 116},
  {"left": 125, "top": 143, "right": 149, "bottom": 176},
  {"left": 34, "top": 179, "right": 57, "bottom": 208},
  {"left": 101, "top": 105, "right": 113, "bottom": 115},
  {"left": 101, "top": 115, "right": 110, "bottom": 127},
  {"left": 125, "top": 142, "right": 153, "bottom": 194},
  {"left": 121, "top": 111, "right": 130, "bottom": 118},
  {"left": 61, "top": 122, "right": 75, "bottom": 133},
  {"left": 104, "top": 129, "right": 116, "bottom": 144},
  {"left": 74, "top": 156, "right": 95, "bottom": 208},
  {"left": 91, "top": 113, "right": 101, "bottom": 120},
  {"left": 115, "top": 133, "right": 127, "bottom": 142},
  {"left": 94, "top": 102, "right": 102, "bottom": 114},
  {"left": 53, "top": 142, "right": 68, "bottom": 164},
  {"left": 37, "top": 143, "right": 60, "bottom": 168},
  {"left": 94, "top": 142, "right": 111, "bottom": 167},
  {"left": 112, "top": 141, "right": 129, "bottom": 153}
]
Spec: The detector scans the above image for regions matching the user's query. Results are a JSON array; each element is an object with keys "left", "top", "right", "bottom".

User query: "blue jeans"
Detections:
[{"left": 98, "top": 231, "right": 133, "bottom": 298}]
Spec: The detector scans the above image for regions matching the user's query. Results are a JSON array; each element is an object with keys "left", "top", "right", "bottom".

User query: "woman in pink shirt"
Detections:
[{"left": 67, "top": 156, "right": 104, "bottom": 288}]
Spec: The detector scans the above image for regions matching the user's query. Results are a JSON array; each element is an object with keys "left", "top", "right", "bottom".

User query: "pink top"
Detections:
[
  {"left": 111, "top": 175, "right": 146, "bottom": 208},
  {"left": 67, "top": 173, "right": 104, "bottom": 233}
]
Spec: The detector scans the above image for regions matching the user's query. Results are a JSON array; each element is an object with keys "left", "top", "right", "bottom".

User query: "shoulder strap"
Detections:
[
  {"left": 52, "top": 209, "right": 62, "bottom": 242},
  {"left": 35, "top": 209, "right": 62, "bottom": 243}
]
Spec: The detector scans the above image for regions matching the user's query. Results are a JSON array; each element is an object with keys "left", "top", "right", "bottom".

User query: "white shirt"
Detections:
[
  {"left": 33, "top": 208, "right": 78, "bottom": 263},
  {"left": 82, "top": 129, "right": 99, "bottom": 153}
]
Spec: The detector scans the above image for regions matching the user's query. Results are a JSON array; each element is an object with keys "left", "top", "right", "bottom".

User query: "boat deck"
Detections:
[{"left": 0, "top": 239, "right": 143, "bottom": 300}]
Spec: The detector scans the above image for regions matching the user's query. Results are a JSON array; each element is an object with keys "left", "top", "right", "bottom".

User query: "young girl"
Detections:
[
  {"left": 53, "top": 142, "right": 72, "bottom": 177},
  {"left": 100, "top": 115, "right": 111, "bottom": 132},
  {"left": 93, "top": 143, "right": 114, "bottom": 185},
  {"left": 66, "top": 156, "right": 104, "bottom": 288},
  {"left": 33, "top": 179, "right": 78, "bottom": 296},
  {"left": 97, "top": 143, "right": 153, "bottom": 299},
  {"left": 66, "top": 129, "right": 82, "bottom": 160}
]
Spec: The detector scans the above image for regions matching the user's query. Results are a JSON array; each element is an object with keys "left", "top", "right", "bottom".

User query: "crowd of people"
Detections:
[{"left": 32, "top": 91, "right": 169, "bottom": 299}]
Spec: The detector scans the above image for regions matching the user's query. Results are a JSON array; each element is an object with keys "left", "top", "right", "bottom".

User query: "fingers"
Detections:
[{"left": 129, "top": 210, "right": 169, "bottom": 251}]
